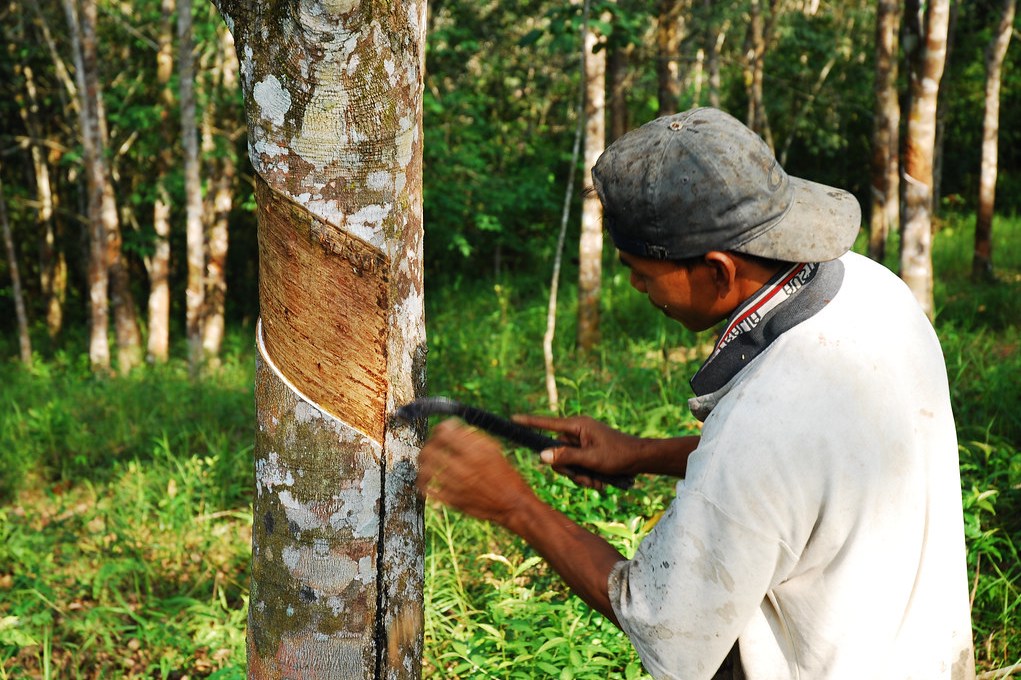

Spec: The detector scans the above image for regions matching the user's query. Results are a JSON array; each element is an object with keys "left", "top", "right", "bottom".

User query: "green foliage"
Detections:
[
  {"left": 0, "top": 336, "right": 253, "bottom": 677},
  {"left": 2, "top": 221, "right": 1021, "bottom": 676}
]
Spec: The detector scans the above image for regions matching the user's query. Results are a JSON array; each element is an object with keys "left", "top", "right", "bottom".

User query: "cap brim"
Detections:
[{"left": 734, "top": 177, "right": 861, "bottom": 262}]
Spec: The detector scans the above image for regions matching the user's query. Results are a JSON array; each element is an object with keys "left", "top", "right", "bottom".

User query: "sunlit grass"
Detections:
[{"left": 1, "top": 215, "right": 1020, "bottom": 676}]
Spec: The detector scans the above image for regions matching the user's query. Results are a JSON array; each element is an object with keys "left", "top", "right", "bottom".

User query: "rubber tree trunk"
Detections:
[
  {"left": 17, "top": 64, "right": 65, "bottom": 340},
  {"left": 180, "top": 0, "right": 206, "bottom": 375},
  {"left": 577, "top": 5, "right": 607, "bottom": 354},
  {"left": 973, "top": 0, "right": 1016, "bottom": 281},
  {"left": 200, "top": 22, "right": 239, "bottom": 366},
  {"left": 901, "top": 0, "right": 950, "bottom": 320},
  {"left": 868, "top": 0, "right": 900, "bottom": 264},
  {"left": 744, "top": 0, "right": 774, "bottom": 151},
  {"left": 0, "top": 168, "right": 32, "bottom": 366},
  {"left": 210, "top": 1, "right": 427, "bottom": 678},
  {"left": 656, "top": 0, "right": 684, "bottom": 115},
  {"left": 148, "top": 0, "right": 175, "bottom": 364},
  {"left": 62, "top": 0, "right": 109, "bottom": 372}
]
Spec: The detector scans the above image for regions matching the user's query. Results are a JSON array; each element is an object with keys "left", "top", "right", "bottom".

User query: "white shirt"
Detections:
[{"left": 608, "top": 253, "right": 975, "bottom": 679}]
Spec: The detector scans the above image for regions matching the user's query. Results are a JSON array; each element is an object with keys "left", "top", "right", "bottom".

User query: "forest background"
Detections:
[{"left": 1, "top": 0, "right": 1020, "bottom": 678}]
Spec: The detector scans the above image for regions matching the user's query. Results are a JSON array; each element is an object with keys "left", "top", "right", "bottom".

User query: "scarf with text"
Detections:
[{"left": 690, "top": 259, "right": 845, "bottom": 397}]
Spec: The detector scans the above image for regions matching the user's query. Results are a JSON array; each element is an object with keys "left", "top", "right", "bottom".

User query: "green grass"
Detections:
[{"left": 2, "top": 214, "right": 1020, "bottom": 677}]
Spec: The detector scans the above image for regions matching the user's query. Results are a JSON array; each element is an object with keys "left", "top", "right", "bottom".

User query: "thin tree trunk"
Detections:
[
  {"left": 705, "top": 0, "right": 723, "bottom": 109},
  {"left": 901, "top": 0, "right": 951, "bottom": 320},
  {"left": 180, "top": 0, "right": 205, "bottom": 374},
  {"left": 869, "top": 0, "right": 901, "bottom": 264},
  {"left": 547, "top": 0, "right": 589, "bottom": 411},
  {"left": 577, "top": 3, "right": 607, "bottom": 354},
  {"left": 201, "top": 22, "right": 239, "bottom": 365},
  {"left": 18, "top": 64, "right": 66, "bottom": 338},
  {"left": 607, "top": 37, "right": 630, "bottom": 143},
  {"left": 657, "top": 0, "right": 685, "bottom": 115},
  {"left": 973, "top": 0, "right": 1015, "bottom": 281},
  {"left": 744, "top": 0, "right": 775, "bottom": 150},
  {"left": 148, "top": 0, "right": 175, "bottom": 363},
  {"left": 211, "top": 1, "right": 427, "bottom": 676},
  {"left": 106, "top": 185, "right": 143, "bottom": 374},
  {"left": 62, "top": 0, "right": 110, "bottom": 372},
  {"left": 931, "top": 1, "right": 958, "bottom": 214},
  {"left": 0, "top": 168, "right": 32, "bottom": 366}
]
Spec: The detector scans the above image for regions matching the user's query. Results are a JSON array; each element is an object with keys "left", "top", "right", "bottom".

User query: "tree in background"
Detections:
[
  {"left": 901, "top": 0, "right": 951, "bottom": 319},
  {"left": 179, "top": 0, "right": 204, "bottom": 375},
  {"left": 657, "top": 0, "right": 686, "bottom": 115},
  {"left": 973, "top": 0, "right": 1016, "bottom": 281},
  {"left": 210, "top": 0, "right": 427, "bottom": 676},
  {"left": 743, "top": 0, "right": 776, "bottom": 151},
  {"left": 199, "top": 20, "right": 240, "bottom": 365},
  {"left": 14, "top": 57, "right": 66, "bottom": 341},
  {"left": 147, "top": 0, "right": 175, "bottom": 363},
  {"left": 577, "top": 0, "right": 608, "bottom": 354},
  {"left": 869, "top": 0, "right": 901, "bottom": 263},
  {"left": 62, "top": 0, "right": 111, "bottom": 371},
  {"left": 0, "top": 166, "right": 31, "bottom": 365}
]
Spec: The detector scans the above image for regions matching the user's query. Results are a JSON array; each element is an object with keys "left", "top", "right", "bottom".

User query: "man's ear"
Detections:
[{"left": 702, "top": 251, "right": 739, "bottom": 298}]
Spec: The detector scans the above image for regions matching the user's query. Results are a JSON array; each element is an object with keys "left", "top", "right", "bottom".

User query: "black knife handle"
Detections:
[{"left": 396, "top": 397, "right": 634, "bottom": 490}]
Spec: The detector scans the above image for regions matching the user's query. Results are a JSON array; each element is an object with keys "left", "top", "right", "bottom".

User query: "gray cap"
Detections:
[{"left": 592, "top": 107, "right": 861, "bottom": 262}]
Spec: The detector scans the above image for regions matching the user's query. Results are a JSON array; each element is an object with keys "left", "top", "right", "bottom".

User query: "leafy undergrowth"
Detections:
[{"left": 2, "top": 216, "right": 1020, "bottom": 677}]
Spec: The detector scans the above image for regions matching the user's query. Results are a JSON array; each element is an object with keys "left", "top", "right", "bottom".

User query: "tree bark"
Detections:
[
  {"left": 180, "top": 0, "right": 206, "bottom": 374},
  {"left": 657, "top": 0, "right": 685, "bottom": 115},
  {"left": 148, "top": 0, "right": 175, "bottom": 364},
  {"left": 704, "top": 0, "right": 723, "bottom": 109},
  {"left": 0, "top": 167, "right": 32, "bottom": 366},
  {"left": 62, "top": 0, "right": 110, "bottom": 372},
  {"left": 901, "top": 0, "right": 951, "bottom": 319},
  {"left": 17, "top": 64, "right": 66, "bottom": 339},
  {"left": 869, "top": 0, "right": 900, "bottom": 264},
  {"left": 744, "top": 0, "right": 775, "bottom": 150},
  {"left": 201, "top": 22, "right": 239, "bottom": 365},
  {"left": 607, "top": 34, "right": 631, "bottom": 143},
  {"left": 577, "top": 4, "right": 607, "bottom": 354},
  {"left": 973, "top": 0, "right": 1016, "bottom": 281},
  {"left": 211, "top": 1, "right": 427, "bottom": 677}
]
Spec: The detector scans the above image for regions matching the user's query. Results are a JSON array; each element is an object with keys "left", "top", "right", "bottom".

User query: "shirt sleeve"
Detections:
[{"left": 608, "top": 488, "right": 796, "bottom": 680}]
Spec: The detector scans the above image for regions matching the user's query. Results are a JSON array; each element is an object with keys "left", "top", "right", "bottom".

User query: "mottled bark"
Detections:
[
  {"left": 148, "top": 0, "right": 175, "bottom": 363},
  {"left": 578, "top": 7, "right": 607, "bottom": 354},
  {"left": 901, "top": 0, "right": 950, "bottom": 319},
  {"left": 201, "top": 24, "right": 240, "bottom": 365},
  {"left": 62, "top": 0, "right": 109, "bottom": 371},
  {"left": 0, "top": 168, "right": 32, "bottom": 366},
  {"left": 180, "top": 0, "right": 205, "bottom": 374},
  {"left": 973, "top": 0, "right": 1016, "bottom": 281},
  {"left": 63, "top": 0, "right": 142, "bottom": 374},
  {"left": 869, "top": 0, "right": 900, "bottom": 264},
  {"left": 211, "top": 0, "right": 427, "bottom": 677}
]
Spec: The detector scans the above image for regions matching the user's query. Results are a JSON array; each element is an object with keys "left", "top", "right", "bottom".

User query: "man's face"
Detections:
[{"left": 618, "top": 251, "right": 724, "bottom": 332}]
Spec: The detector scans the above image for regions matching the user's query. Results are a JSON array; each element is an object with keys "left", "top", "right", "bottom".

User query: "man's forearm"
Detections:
[
  {"left": 499, "top": 493, "right": 626, "bottom": 627},
  {"left": 629, "top": 434, "right": 700, "bottom": 478}
]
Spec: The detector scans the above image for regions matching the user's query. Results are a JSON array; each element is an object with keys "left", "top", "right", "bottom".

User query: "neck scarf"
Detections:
[{"left": 690, "top": 259, "right": 845, "bottom": 398}]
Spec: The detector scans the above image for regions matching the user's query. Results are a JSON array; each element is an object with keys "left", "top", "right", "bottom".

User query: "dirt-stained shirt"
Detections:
[{"left": 608, "top": 252, "right": 975, "bottom": 680}]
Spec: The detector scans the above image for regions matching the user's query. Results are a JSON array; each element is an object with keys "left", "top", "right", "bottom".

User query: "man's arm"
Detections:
[
  {"left": 513, "top": 414, "right": 699, "bottom": 485},
  {"left": 416, "top": 419, "right": 626, "bottom": 624}
]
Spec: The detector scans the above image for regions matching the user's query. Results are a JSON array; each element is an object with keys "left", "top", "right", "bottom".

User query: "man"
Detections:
[{"left": 416, "top": 108, "right": 975, "bottom": 679}]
